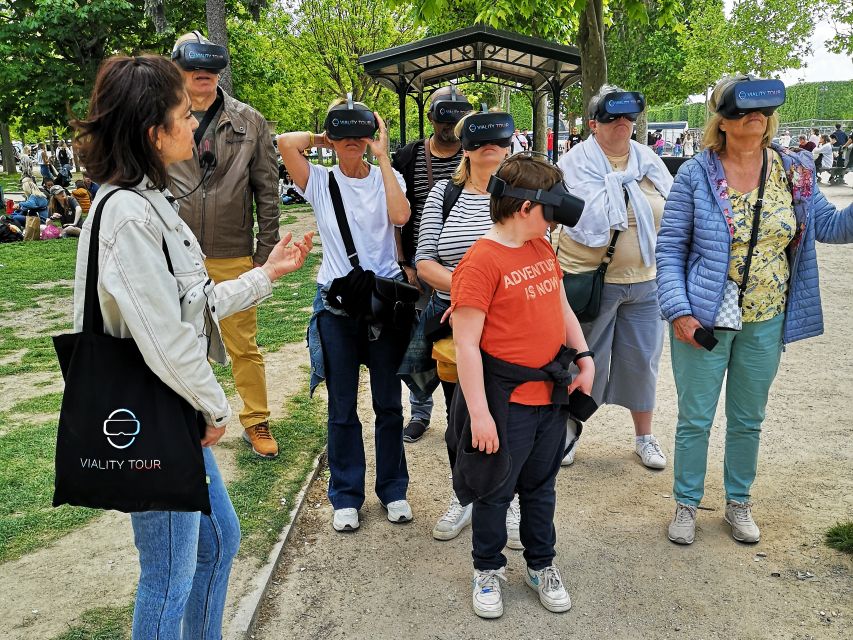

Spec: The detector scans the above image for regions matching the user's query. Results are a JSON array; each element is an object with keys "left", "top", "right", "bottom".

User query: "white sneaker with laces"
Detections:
[
  {"left": 724, "top": 501, "right": 760, "bottom": 543},
  {"left": 525, "top": 565, "right": 571, "bottom": 613},
  {"left": 668, "top": 503, "right": 697, "bottom": 545},
  {"left": 561, "top": 417, "right": 582, "bottom": 466},
  {"left": 433, "top": 492, "right": 472, "bottom": 540},
  {"left": 635, "top": 435, "right": 667, "bottom": 469},
  {"left": 382, "top": 499, "right": 413, "bottom": 523},
  {"left": 505, "top": 495, "right": 523, "bottom": 550},
  {"left": 472, "top": 567, "right": 507, "bottom": 619},
  {"left": 332, "top": 508, "right": 359, "bottom": 532}
]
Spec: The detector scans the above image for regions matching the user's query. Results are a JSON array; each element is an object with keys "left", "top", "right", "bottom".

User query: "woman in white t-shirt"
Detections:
[
  {"left": 813, "top": 134, "right": 833, "bottom": 182},
  {"left": 277, "top": 98, "right": 412, "bottom": 534}
]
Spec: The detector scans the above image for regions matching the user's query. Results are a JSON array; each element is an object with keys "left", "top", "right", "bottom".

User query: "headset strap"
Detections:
[
  {"left": 328, "top": 171, "right": 360, "bottom": 268},
  {"left": 193, "top": 90, "right": 224, "bottom": 149}
]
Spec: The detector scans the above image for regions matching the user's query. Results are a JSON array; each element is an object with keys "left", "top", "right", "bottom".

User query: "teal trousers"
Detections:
[{"left": 671, "top": 314, "right": 784, "bottom": 506}]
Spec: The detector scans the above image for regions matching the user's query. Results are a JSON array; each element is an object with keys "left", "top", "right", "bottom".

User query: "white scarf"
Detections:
[{"left": 558, "top": 136, "right": 673, "bottom": 267}]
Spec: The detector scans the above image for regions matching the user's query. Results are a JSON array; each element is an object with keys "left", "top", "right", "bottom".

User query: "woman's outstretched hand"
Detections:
[{"left": 262, "top": 231, "right": 314, "bottom": 282}]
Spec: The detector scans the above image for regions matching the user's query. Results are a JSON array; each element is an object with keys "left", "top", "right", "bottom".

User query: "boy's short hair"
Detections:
[
  {"left": 75, "top": 179, "right": 85, "bottom": 189},
  {"left": 491, "top": 155, "right": 563, "bottom": 223}
]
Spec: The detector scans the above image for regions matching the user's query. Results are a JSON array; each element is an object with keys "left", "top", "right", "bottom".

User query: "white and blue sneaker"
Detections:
[
  {"left": 472, "top": 567, "right": 507, "bottom": 618},
  {"left": 525, "top": 565, "right": 571, "bottom": 613},
  {"left": 332, "top": 508, "right": 359, "bottom": 532}
]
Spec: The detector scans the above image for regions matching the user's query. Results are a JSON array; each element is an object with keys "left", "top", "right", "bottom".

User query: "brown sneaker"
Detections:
[{"left": 242, "top": 422, "right": 279, "bottom": 458}]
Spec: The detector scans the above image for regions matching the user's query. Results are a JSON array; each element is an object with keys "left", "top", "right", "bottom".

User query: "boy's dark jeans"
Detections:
[
  {"left": 471, "top": 403, "right": 567, "bottom": 572},
  {"left": 318, "top": 311, "right": 410, "bottom": 510}
]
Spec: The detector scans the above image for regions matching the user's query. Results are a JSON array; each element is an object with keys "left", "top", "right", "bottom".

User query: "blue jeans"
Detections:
[
  {"left": 670, "top": 314, "right": 784, "bottom": 506},
  {"left": 130, "top": 447, "right": 240, "bottom": 640},
  {"left": 472, "top": 403, "right": 567, "bottom": 571},
  {"left": 409, "top": 390, "right": 433, "bottom": 422},
  {"left": 318, "top": 310, "right": 410, "bottom": 510}
]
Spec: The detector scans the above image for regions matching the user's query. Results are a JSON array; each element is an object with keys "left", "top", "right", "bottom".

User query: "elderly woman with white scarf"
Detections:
[{"left": 555, "top": 85, "right": 673, "bottom": 469}]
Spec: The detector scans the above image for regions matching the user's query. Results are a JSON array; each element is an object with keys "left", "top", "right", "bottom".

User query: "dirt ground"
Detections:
[{"left": 253, "top": 185, "right": 853, "bottom": 640}]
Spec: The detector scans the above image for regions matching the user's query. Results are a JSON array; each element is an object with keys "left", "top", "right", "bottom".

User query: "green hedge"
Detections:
[{"left": 647, "top": 80, "right": 853, "bottom": 127}]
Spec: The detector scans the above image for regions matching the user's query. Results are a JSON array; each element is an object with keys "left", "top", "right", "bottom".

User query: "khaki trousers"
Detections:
[{"left": 205, "top": 256, "right": 269, "bottom": 429}]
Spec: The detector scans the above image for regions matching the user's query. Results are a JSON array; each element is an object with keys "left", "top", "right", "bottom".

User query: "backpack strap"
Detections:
[
  {"left": 442, "top": 180, "right": 463, "bottom": 223},
  {"left": 328, "top": 171, "right": 360, "bottom": 267}
]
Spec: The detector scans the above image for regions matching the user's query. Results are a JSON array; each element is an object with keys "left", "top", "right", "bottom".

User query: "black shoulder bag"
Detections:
[
  {"left": 325, "top": 172, "right": 420, "bottom": 330},
  {"left": 52, "top": 189, "right": 210, "bottom": 514},
  {"left": 559, "top": 188, "right": 628, "bottom": 323}
]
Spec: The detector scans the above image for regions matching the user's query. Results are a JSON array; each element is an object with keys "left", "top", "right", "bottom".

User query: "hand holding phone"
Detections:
[{"left": 693, "top": 327, "right": 718, "bottom": 351}]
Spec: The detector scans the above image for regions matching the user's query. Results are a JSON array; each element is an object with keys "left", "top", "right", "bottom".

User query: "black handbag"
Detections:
[
  {"left": 52, "top": 188, "right": 211, "bottom": 514},
  {"left": 559, "top": 188, "right": 627, "bottom": 323},
  {"left": 326, "top": 172, "right": 419, "bottom": 329}
]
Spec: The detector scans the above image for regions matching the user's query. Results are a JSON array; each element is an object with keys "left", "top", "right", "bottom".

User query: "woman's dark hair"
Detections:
[{"left": 72, "top": 55, "right": 185, "bottom": 189}]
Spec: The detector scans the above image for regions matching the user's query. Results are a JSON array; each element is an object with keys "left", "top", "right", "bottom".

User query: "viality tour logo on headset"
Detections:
[{"left": 103, "top": 408, "right": 141, "bottom": 449}]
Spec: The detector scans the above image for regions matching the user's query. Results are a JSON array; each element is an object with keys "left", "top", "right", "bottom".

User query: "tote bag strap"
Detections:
[{"left": 83, "top": 188, "right": 175, "bottom": 335}]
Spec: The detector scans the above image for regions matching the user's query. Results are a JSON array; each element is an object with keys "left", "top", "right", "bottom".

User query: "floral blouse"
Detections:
[{"left": 726, "top": 154, "right": 797, "bottom": 322}]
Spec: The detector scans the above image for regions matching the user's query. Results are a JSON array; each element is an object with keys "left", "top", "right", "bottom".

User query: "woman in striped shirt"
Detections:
[{"left": 415, "top": 111, "right": 520, "bottom": 546}]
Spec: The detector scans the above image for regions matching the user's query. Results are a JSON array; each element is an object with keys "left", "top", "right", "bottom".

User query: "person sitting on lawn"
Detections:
[
  {"left": 10, "top": 178, "right": 49, "bottom": 229},
  {"left": 48, "top": 184, "right": 84, "bottom": 237},
  {"left": 72, "top": 179, "right": 92, "bottom": 214}
]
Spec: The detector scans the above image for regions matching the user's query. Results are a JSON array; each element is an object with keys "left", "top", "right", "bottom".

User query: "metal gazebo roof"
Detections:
[{"left": 359, "top": 25, "right": 582, "bottom": 158}]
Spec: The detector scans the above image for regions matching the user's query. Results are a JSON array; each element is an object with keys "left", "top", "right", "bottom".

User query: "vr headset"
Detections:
[
  {"left": 486, "top": 160, "right": 585, "bottom": 228},
  {"left": 429, "top": 86, "right": 473, "bottom": 124},
  {"left": 593, "top": 91, "right": 646, "bottom": 123},
  {"left": 460, "top": 110, "right": 514, "bottom": 150},
  {"left": 716, "top": 77, "right": 786, "bottom": 119},
  {"left": 171, "top": 31, "right": 228, "bottom": 72},
  {"left": 324, "top": 94, "right": 378, "bottom": 141}
]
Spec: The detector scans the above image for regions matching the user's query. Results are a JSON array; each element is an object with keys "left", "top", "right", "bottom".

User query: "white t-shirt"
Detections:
[
  {"left": 779, "top": 135, "right": 791, "bottom": 148},
  {"left": 298, "top": 162, "right": 407, "bottom": 284}
]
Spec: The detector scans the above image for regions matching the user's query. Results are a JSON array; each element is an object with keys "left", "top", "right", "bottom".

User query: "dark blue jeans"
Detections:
[
  {"left": 472, "top": 403, "right": 567, "bottom": 571},
  {"left": 318, "top": 311, "right": 410, "bottom": 510}
]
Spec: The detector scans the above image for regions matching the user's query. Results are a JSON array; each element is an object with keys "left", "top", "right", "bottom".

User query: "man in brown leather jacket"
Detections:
[{"left": 169, "top": 31, "right": 281, "bottom": 457}]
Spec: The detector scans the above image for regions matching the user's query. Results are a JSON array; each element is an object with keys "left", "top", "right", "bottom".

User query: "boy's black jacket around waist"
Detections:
[{"left": 447, "top": 346, "right": 576, "bottom": 506}]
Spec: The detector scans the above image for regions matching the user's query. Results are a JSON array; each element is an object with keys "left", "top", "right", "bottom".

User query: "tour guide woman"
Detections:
[
  {"left": 72, "top": 54, "right": 312, "bottom": 638},
  {"left": 657, "top": 74, "right": 853, "bottom": 546},
  {"left": 277, "top": 98, "right": 413, "bottom": 533}
]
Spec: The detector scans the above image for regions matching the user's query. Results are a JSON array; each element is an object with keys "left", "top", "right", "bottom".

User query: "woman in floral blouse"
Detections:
[{"left": 656, "top": 74, "right": 853, "bottom": 546}]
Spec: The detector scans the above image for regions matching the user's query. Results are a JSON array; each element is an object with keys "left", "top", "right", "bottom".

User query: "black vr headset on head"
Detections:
[
  {"left": 486, "top": 153, "right": 585, "bottom": 228},
  {"left": 429, "top": 85, "right": 473, "bottom": 123},
  {"left": 324, "top": 93, "right": 378, "bottom": 140},
  {"left": 716, "top": 77, "right": 786, "bottom": 119},
  {"left": 593, "top": 91, "right": 646, "bottom": 123},
  {"left": 460, "top": 109, "right": 514, "bottom": 150},
  {"left": 171, "top": 30, "right": 229, "bottom": 72}
]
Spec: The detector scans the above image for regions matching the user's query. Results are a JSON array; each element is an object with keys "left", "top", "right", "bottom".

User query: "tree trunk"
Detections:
[
  {"left": 577, "top": 0, "right": 607, "bottom": 136},
  {"left": 635, "top": 110, "right": 648, "bottom": 148},
  {"left": 144, "top": 0, "right": 168, "bottom": 33},
  {"left": 1, "top": 122, "right": 17, "bottom": 175},
  {"left": 534, "top": 92, "right": 548, "bottom": 152},
  {"left": 206, "top": 0, "right": 233, "bottom": 95}
]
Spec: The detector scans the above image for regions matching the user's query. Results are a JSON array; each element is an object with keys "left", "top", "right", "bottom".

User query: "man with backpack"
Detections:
[{"left": 392, "top": 85, "right": 470, "bottom": 443}]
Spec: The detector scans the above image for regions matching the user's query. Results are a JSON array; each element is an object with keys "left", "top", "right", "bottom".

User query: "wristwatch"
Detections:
[{"left": 573, "top": 350, "right": 594, "bottom": 364}]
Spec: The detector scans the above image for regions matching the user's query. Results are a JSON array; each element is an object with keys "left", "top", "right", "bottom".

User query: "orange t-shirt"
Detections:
[{"left": 451, "top": 236, "right": 566, "bottom": 405}]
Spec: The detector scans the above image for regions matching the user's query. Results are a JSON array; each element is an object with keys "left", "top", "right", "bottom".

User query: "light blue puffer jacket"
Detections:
[{"left": 656, "top": 144, "right": 853, "bottom": 345}]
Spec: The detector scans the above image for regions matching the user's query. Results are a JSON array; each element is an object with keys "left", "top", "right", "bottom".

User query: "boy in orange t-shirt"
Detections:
[{"left": 451, "top": 155, "right": 594, "bottom": 619}]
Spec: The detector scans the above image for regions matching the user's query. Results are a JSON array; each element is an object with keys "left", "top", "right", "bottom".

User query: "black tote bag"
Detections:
[{"left": 52, "top": 188, "right": 211, "bottom": 514}]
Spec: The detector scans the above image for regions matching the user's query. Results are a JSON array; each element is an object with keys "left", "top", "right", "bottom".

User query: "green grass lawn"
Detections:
[
  {"left": 1, "top": 172, "right": 22, "bottom": 192},
  {"left": 0, "top": 207, "right": 325, "bottom": 574}
]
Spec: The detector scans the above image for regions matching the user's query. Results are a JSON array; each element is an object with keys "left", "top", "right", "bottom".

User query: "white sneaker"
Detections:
[
  {"left": 668, "top": 503, "right": 696, "bottom": 545},
  {"left": 433, "top": 492, "right": 472, "bottom": 541},
  {"left": 635, "top": 435, "right": 667, "bottom": 469},
  {"left": 505, "top": 495, "right": 523, "bottom": 550},
  {"left": 724, "top": 501, "right": 760, "bottom": 543},
  {"left": 561, "top": 418, "right": 581, "bottom": 466},
  {"left": 525, "top": 565, "right": 571, "bottom": 613},
  {"left": 332, "top": 508, "right": 359, "bottom": 532},
  {"left": 472, "top": 567, "right": 507, "bottom": 619},
  {"left": 382, "top": 499, "right": 413, "bottom": 523}
]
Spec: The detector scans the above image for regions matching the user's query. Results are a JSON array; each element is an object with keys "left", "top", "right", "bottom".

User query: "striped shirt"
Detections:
[
  {"left": 415, "top": 179, "right": 493, "bottom": 301},
  {"left": 410, "top": 143, "right": 463, "bottom": 245}
]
